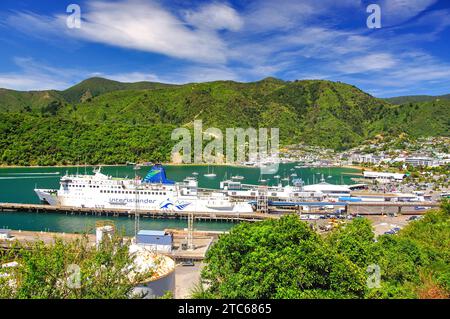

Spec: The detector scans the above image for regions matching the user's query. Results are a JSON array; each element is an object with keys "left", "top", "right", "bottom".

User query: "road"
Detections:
[{"left": 175, "top": 262, "right": 204, "bottom": 299}]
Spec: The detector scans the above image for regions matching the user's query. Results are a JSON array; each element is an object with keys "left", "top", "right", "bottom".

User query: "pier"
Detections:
[
  {"left": 0, "top": 201, "right": 441, "bottom": 220},
  {"left": 346, "top": 201, "right": 440, "bottom": 215},
  {"left": 0, "top": 202, "right": 278, "bottom": 222}
]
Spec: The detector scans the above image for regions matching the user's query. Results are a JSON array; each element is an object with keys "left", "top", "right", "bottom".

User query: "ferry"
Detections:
[
  {"left": 220, "top": 179, "right": 326, "bottom": 202},
  {"left": 220, "top": 174, "right": 354, "bottom": 203},
  {"left": 34, "top": 165, "right": 253, "bottom": 213}
]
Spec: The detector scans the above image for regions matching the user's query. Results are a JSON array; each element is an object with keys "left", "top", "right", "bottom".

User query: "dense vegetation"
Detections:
[
  {"left": 0, "top": 77, "right": 449, "bottom": 165},
  {"left": 0, "top": 113, "right": 175, "bottom": 166},
  {"left": 385, "top": 94, "right": 450, "bottom": 105},
  {"left": 0, "top": 235, "right": 147, "bottom": 299},
  {"left": 195, "top": 203, "right": 450, "bottom": 299}
]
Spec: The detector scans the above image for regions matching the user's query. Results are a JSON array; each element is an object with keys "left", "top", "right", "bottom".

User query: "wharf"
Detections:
[
  {"left": 0, "top": 201, "right": 440, "bottom": 221},
  {"left": 0, "top": 202, "right": 277, "bottom": 222}
]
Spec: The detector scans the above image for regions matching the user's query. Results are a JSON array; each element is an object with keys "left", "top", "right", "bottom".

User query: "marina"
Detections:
[{"left": 0, "top": 164, "right": 442, "bottom": 236}]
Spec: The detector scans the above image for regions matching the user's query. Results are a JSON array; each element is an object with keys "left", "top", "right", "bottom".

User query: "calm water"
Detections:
[
  {"left": 0, "top": 211, "right": 235, "bottom": 235},
  {"left": 0, "top": 164, "right": 360, "bottom": 234}
]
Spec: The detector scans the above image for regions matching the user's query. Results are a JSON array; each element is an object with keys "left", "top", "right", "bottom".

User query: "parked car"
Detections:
[{"left": 180, "top": 260, "right": 195, "bottom": 267}]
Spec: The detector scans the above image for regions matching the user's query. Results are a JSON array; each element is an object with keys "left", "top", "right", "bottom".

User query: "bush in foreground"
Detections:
[
  {"left": 196, "top": 203, "right": 450, "bottom": 299},
  {"left": 0, "top": 235, "right": 146, "bottom": 299}
]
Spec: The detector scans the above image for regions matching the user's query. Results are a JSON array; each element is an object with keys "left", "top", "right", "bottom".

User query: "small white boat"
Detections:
[
  {"left": 291, "top": 173, "right": 297, "bottom": 177},
  {"left": 204, "top": 165, "right": 216, "bottom": 178},
  {"left": 192, "top": 172, "right": 199, "bottom": 176},
  {"left": 231, "top": 175, "right": 244, "bottom": 180}
]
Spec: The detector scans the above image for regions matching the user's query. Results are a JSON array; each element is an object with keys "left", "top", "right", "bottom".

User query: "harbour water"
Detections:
[{"left": 0, "top": 164, "right": 361, "bottom": 234}]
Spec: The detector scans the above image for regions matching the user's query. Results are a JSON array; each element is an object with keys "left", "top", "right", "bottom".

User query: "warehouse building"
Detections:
[
  {"left": 303, "top": 182, "right": 351, "bottom": 198},
  {"left": 363, "top": 171, "right": 406, "bottom": 182},
  {"left": 136, "top": 230, "right": 173, "bottom": 253}
]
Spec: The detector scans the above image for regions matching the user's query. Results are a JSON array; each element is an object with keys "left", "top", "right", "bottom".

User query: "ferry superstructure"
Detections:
[
  {"left": 219, "top": 175, "right": 352, "bottom": 202},
  {"left": 34, "top": 165, "right": 253, "bottom": 213}
]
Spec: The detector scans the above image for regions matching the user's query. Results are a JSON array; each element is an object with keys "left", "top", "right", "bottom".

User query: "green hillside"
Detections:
[
  {"left": 55, "top": 78, "right": 393, "bottom": 149},
  {"left": 0, "top": 77, "right": 449, "bottom": 165},
  {"left": 385, "top": 94, "right": 450, "bottom": 105},
  {"left": 60, "top": 77, "right": 176, "bottom": 103},
  {"left": 372, "top": 99, "right": 450, "bottom": 137},
  {"left": 0, "top": 88, "right": 64, "bottom": 112}
]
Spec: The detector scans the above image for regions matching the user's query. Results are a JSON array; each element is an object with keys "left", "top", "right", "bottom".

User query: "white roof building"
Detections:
[
  {"left": 363, "top": 171, "right": 406, "bottom": 181},
  {"left": 303, "top": 182, "right": 351, "bottom": 196}
]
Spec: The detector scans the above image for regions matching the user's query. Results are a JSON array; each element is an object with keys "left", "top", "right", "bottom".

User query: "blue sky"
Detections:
[{"left": 0, "top": 0, "right": 450, "bottom": 97}]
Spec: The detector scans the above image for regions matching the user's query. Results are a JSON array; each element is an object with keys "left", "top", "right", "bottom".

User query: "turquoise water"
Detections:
[
  {"left": 0, "top": 164, "right": 360, "bottom": 234},
  {"left": 0, "top": 212, "right": 235, "bottom": 235}
]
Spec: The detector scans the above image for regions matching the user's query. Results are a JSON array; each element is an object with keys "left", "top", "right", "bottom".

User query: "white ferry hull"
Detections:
[
  {"left": 33, "top": 164, "right": 254, "bottom": 213},
  {"left": 34, "top": 188, "right": 253, "bottom": 213}
]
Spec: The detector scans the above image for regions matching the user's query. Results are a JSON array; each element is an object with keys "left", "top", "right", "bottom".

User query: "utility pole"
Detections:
[
  {"left": 187, "top": 212, "right": 194, "bottom": 250},
  {"left": 134, "top": 166, "right": 140, "bottom": 238}
]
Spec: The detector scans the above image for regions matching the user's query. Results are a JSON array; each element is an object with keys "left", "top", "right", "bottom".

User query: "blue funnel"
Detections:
[{"left": 142, "top": 164, "right": 175, "bottom": 184}]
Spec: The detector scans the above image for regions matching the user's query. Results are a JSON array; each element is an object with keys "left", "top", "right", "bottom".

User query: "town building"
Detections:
[
  {"left": 363, "top": 171, "right": 406, "bottom": 182},
  {"left": 136, "top": 230, "right": 173, "bottom": 253}
]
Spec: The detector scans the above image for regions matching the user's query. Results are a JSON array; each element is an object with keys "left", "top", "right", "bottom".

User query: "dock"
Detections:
[
  {"left": 0, "top": 202, "right": 278, "bottom": 222},
  {"left": 346, "top": 201, "right": 440, "bottom": 214}
]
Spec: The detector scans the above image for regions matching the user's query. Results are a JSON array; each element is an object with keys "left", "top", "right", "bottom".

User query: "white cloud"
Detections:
[
  {"left": 90, "top": 71, "right": 168, "bottom": 84},
  {"left": 0, "top": 58, "right": 170, "bottom": 91},
  {"left": 5, "top": 0, "right": 243, "bottom": 63},
  {"left": 184, "top": 3, "right": 243, "bottom": 31},
  {"left": 1, "top": 0, "right": 450, "bottom": 97},
  {"left": 378, "top": 0, "right": 438, "bottom": 26},
  {"left": 243, "top": 0, "right": 361, "bottom": 32},
  {"left": 0, "top": 57, "right": 77, "bottom": 91},
  {"left": 175, "top": 66, "right": 239, "bottom": 83},
  {"left": 0, "top": 57, "right": 241, "bottom": 90},
  {"left": 335, "top": 53, "right": 397, "bottom": 73}
]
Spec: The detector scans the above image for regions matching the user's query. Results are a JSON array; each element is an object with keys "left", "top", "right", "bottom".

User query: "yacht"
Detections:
[{"left": 203, "top": 165, "right": 216, "bottom": 178}]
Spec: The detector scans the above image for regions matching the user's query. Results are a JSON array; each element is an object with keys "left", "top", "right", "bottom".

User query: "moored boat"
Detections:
[{"left": 35, "top": 165, "right": 253, "bottom": 213}]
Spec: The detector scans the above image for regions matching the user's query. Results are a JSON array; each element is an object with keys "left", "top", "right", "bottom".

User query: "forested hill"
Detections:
[
  {"left": 0, "top": 77, "right": 449, "bottom": 165},
  {"left": 384, "top": 94, "right": 450, "bottom": 105}
]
